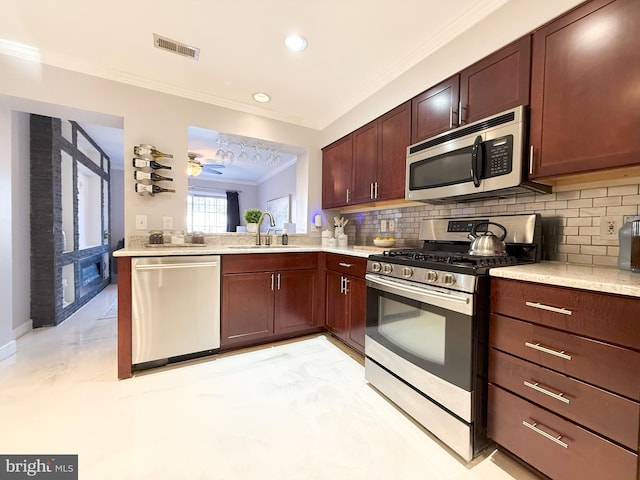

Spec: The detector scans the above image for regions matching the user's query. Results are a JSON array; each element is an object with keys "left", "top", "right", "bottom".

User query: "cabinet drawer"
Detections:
[
  {"left": 222, "top": 253, "right": 317, "bottom": 274},
  {"left": 491, "top": 278, "right": 640, "bottom": 350},
  {"left": 490, "top": 314, "right": 640, "bottom": 401},
  {"left": 488, "top": 384, "right": 638, "bottom": 480},
  {"left": 489, "top": 348, "right": 640, "bottom": 450},
  {"left": 326, "top": 254, "right": 367, "bottom": 277}
]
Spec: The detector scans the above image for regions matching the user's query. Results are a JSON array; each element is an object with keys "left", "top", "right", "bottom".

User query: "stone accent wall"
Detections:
[{"left": 342, "top": 180, "right": 640, "bottom": 267}]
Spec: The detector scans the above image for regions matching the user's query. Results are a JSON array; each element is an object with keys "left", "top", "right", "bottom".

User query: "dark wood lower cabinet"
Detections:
[
  {"left": 325, "top": 254, "right": 367, "bottom": 354},
  {"left": 489, "top": 278, "right": 640, "bottom": 479},
  {"left": 488, "top": 385, "right": 638, "bottom": 480},
  {"left": 220, "top": 253, "right": 322, "bottom": 349}
]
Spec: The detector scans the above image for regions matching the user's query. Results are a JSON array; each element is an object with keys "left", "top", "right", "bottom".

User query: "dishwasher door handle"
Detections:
[{"left": 135, "top": 262, "right": 218, "bottom": 271}]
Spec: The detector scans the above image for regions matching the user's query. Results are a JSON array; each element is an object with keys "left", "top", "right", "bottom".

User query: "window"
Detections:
[{"left": 186, "top": 194, "right": 227, "bottom": 233}]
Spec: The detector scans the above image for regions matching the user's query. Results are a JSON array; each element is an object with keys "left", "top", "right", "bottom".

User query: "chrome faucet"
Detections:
[{"left": 256, "top": 212, "right": 276, "bottom": 245}]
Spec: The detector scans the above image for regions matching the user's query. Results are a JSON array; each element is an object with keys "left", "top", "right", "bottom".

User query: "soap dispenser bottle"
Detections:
[
  {"left": 282, "top": 228, "right": 288, "bottom": 246},
  {"left": 618, "top": 216, "right": 640, "bottom": 270}
]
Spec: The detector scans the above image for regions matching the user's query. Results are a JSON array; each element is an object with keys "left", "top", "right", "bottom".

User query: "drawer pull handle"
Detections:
[
  {"left": 524, "top": 380, "right": 570, "bottom": 404},
  {"left": 525, "top": 301, "right": 572, "bottom": 316},
  {"left": 338, "top": 262, "right": 353, "bottom": 268},
  {"left": 525, "top": 342, "right": 572, "bottom": 360},
  {"left": 522, "top": 420, "right": 569, "bottom": 448}
]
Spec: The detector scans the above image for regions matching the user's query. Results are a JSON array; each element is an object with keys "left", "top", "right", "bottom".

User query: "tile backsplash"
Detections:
[{"left": 342, "top": 180, "right": 640, "bottom": 267}]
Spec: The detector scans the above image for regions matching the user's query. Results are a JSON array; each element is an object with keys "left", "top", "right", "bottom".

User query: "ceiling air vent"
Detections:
[{"left": 153, "top": 34, "right": 200, "bottom": 61}]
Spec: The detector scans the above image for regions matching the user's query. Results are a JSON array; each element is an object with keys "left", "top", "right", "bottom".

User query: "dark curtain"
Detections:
[{"left": 226, "top": 191, "right": 241, "bottom": 232}]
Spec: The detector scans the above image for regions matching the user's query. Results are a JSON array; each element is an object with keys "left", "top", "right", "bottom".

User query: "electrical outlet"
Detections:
[
  {"left": 135, "top": 214, "right": 147, "bottom": 230},
  {"left": 600, "top": 215, "right": 623, "bottom": 239},
  {"left": 380, "top": 219, "right": 387, "bottom": 232},
  {"left": 388, "top": 219, "right": 395, "bottom": 232},
  {"left": 162, "top": 216, "right": 173, "bottom": 230}
]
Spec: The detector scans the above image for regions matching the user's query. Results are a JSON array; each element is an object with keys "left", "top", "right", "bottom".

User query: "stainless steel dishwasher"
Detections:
[{"left": 131, "top": 255, "right": 221, "bottom": 365}]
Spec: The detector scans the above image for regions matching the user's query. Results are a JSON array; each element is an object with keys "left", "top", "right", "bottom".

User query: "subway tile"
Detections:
[
  {"left": 592, "top": 255, "right": 618, "bottom": 267},
  {"left": 507, "top": 204, "right": 526, "bottom": 212},
  {"left": 567, "top": 198, "right": 593, "bottom": 208},
  {"left": 567, "top": 253, "right": 593, "bottom": 264},
  {"left": 498, "top": 197, "right": 517, "bottom": 205},
  {"left": 607, "top": 246, "right": 620, "bottom": 257},
  {"left": 556, "top": 190, "right": 581, "bottom": 201},
  {"left": 622, "top": 195, "right": 640, "bottom": 205},
  {"left": 557, "top": 244, "right": 580, "bottom": 254},
  {"left": 536, "top": 192, "right": 556, "bottom": 202},
  {"left": 567, "top": 217, "right": 592, "bottom": 227},
  {"left": 580, "top": 245, "right": 607, "bottom": 255},
  {"left": 565, "top": 235, "right": 591, "bottom": 245},
  {"left": 580, "top": 187, "right": 608, "bottom": 198},
  {"left": 490, "top": 205, "right": 508, "bottom": 213},
  {"left": 525, "top": 202, "right": 546, "bottom": 210},
  {"left": 556, "top": 208, "right": 580, "bottom": 218},
  {"left": 562, "top": 226, "right": 579, "bottom": 236},
  {"left": 591, "top": 238, "right": 618, "bottom": 246},
  {"left": 608, "top": 185, "right": 639, "bottom": 196},
  {"left": 482, "top": 198, "right": 500, "bottom": 206},
  {"left": 593, "top": 196, "right": 622, "bottom": 207},
  {"left": 606, "top": 205, "right": 638, "bottom": 216},
  {"left": 578, "top": 226, "right": 600, "bottom": 236},
  {"left": 550, "top": 252, "right": 568, "bottom": 262},
  {"left": 579, "top": 207, "right": 607, "bottom": 217}
]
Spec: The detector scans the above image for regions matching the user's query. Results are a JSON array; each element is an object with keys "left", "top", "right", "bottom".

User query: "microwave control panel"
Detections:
[{"left": 484, "top": 135, "right": 513, "bottom": 178}]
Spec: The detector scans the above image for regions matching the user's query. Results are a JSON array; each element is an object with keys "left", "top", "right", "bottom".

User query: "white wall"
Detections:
[{"left": 258, "top": 163, "right": 297, "bottom": 229}]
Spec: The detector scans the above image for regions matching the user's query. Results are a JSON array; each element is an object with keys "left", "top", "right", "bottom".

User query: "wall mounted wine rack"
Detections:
[{"left": 132, "top": 144, "right": 176, "bottom": 196}]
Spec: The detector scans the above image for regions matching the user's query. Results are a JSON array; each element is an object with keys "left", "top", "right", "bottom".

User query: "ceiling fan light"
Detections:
[{"left": 187, "top": 160, "right": 203, "bottom": 176}]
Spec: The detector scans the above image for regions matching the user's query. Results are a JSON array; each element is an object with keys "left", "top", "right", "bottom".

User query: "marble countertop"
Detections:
[
  {"left": 490, "top": 261, "right": 640, "bottom": 298},
  {"left": 113, "top": 244, "right": 384, "bottom": 259}
]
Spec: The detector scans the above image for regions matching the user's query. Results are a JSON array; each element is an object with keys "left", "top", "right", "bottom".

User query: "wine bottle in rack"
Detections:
[
  {"left": 134, "top": 144, "right": 174, "bottom": 158},
  {"left": 132, "top": 158, "right": 172, "bottom": 170},
  {"left": 133, "top": 170, "right": 173, "bottom": 182},
  {"left": 135, "top": 183, "right": 176, "bottom": 195}
]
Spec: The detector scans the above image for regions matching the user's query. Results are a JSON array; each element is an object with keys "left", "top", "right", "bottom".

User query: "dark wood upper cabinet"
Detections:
[
  {"left": 460, "top": 35, "right": 531, "bottom": 125},
  {"left": 530, "top": 0, "right": 640, "bottom": 178},
  {"left": 377, "top": 101, "right": 412, "bottom": 201},
  {"left": 351, "top": 120, "right": 379, "bottom": 204},
  {"left": 322, "top": 135, "right": 353, "bottom": 209},
  {"left": 411, "top": 75, "right": 460, "bottom": 144}
]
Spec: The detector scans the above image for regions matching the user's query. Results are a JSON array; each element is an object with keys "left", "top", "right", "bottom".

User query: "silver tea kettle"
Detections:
[{"left": 468, "top": 221, "right": 508, "bottom": 256}]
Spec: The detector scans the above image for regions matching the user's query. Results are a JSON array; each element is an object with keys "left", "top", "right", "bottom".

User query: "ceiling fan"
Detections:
[{"left": 187, "top": 152, "right": 225, "bottom": 176}]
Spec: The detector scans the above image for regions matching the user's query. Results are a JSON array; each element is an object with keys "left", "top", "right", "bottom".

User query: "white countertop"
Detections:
[
  {"left": 113, "top": 244, "right": 383, "bottom": 259},
  {"left": 490, "top": 261, "right": 640, "bottom": 298}
]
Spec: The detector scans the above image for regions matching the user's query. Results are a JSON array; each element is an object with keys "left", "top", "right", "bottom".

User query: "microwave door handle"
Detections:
[{"left": 471, "top": 135, "right": 483, "bottom": 187}]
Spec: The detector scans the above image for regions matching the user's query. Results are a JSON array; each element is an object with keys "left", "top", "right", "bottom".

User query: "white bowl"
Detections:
[{"left": 373, "top": 239, "right": 395, "bottom": 248}]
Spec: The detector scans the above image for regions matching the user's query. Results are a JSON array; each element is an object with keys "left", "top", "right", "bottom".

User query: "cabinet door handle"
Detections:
[
  {"left": 271, "top": 273, "right": 275, "bottom": 291},
  {"left": 370, "top": 182, "right": 374, "bottom": 199},
  {"left": 338, "top": 262, "right": 353, "bottom": 268},
  {"left": 449, "top": 105, "right": 453, "bottom": 129},
  {"left": 529, "top": 145, "right": 534, "bottom": 175},
  {"left": 346, "top": 189, "right": 351, "bottom": 204},
  {"left": 525, "top": 301, "right": 572, "bottom": 316},
  {"left": 374, "top": 181, "right": 378, "bottom": 199},
  {"left": 277, "top": 273, "right": 281, "bottom": 290},
  {"left": 339, "top": 276, "right": 345, "bottom": 294},
  {"left": 343, "top": 277, "right": 350, "bottom": 295},
  {"left": 458, "top": 101, "right": 464, "bottom": 125},
  {"left": 522, "top": 420, "right": 568, "bottom": 448},
  {"left": 524, "top": 380, "right": 570, "bottom": 404},
  {"left": 525, "top": 342, "right": 572, "bottom": 360}
]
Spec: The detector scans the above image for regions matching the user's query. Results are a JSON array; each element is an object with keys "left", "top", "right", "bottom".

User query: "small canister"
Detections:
[
  {"left": 630, "top": 219, "right": 640, "bottom": 273},
  {"left": 149, "top": 230, "right": 163, "bottom": 245},
  {"left": 337, "top": 233, "right": 348, "bottom": 248},
  {"left": 171, "top": 230, "right": 185, "bottom": 244},
  {"left": 321, "top": 229, "right": 333, "bottom": 246}
]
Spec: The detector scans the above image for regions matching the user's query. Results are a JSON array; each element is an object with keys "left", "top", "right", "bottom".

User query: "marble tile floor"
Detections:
[{"left": 0, "top": 285, "right": 543, "bottom": 480}]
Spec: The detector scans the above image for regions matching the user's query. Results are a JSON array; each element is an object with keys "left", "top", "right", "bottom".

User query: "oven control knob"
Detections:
[
  {"left": 382, "top": 264, "right": 393, "bottom": 274},
  {"left": 401, "top": 267, "right": 413, "bottom": 279},
  {"left": 425, "top": 270, "right": 438, "bottom": 283},
  {"left": 371, "top": 262, "right": 382, "bottom": 273},
  {"left": 442, "top": 273, "right": 456, "bottom": 286}
]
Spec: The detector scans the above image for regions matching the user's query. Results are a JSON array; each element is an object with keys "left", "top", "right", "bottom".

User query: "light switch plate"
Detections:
[
  {"left": 162, "top": 216, "right": 173, "bottom": 230},
  {"left": 380, "top": 219, "right": 387, "bottom": 232},
  {"left": 388, "top": 219, "right": 395, "bottom": 232},
  {"left": 135, "top": 214, "right": 147, "bottom": 230}
]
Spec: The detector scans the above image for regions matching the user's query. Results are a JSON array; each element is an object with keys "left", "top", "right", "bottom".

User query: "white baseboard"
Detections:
[
  {"left": 13, "top": 319, "right": 32, "bottom": 339},
  {"left": 0, "top": 340, "right": 17, "bottom": 363}
]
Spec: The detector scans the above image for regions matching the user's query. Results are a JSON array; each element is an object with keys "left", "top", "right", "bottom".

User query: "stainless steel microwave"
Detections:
[{"left": 405, "top": 106, "right": 551, "bottom": 204}]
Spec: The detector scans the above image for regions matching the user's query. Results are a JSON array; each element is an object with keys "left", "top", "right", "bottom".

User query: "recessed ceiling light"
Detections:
[
  {"left": 253, "top": 92, "right": 271, "bottom": 103},
  {"left": 284, "top": 34, "right": 308, "bottom": 52}
]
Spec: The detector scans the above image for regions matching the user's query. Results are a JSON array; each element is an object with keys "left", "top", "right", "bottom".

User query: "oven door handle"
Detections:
[{"left": 366, "top": 274, "right": 470, "bottom": 305}]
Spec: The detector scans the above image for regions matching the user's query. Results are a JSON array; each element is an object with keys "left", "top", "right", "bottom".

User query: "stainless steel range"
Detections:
[{"left": 364, "top": 214, "right": 540, "bottom": 461}]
